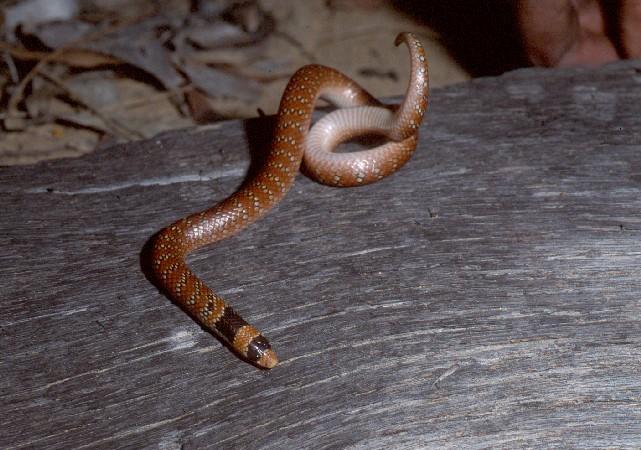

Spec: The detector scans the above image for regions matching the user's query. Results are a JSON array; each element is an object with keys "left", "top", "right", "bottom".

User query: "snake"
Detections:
[{"left": 149, "top": 32, "right": 429, "bottom": 369}]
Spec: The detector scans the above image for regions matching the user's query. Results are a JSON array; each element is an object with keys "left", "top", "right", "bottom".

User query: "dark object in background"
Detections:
[{"left": 393, "top": 0, "right": 528, "bottom": 76}]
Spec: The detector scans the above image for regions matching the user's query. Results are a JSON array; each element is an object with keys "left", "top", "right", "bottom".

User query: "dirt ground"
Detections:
[
  {"left": 0, "top": 0, "right": 470, "bottom": 165},
  {"left": 257, "top": 0, "right": 469, "bottom": 114}
]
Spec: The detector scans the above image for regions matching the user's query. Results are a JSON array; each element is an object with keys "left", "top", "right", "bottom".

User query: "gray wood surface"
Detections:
[{"left": 2, "top": 60, "right": 641, "bottom": 449}]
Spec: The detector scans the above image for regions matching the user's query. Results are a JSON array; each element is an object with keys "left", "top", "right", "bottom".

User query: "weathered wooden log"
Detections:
[{"left": 2, "top": 60, "right": 641, "bottom": 448}]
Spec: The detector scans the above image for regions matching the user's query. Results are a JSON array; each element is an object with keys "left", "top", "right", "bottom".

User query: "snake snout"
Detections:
[
  {"left": 255, "top": 348, "right": 279, "bottom": 369},
  {"left": 246, "top": 334, "right": 279, "bottom": 369}
]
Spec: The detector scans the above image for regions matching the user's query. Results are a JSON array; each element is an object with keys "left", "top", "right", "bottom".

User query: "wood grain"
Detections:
[{"left": 2, "top": 60, "right": 641, "bottom": 449}]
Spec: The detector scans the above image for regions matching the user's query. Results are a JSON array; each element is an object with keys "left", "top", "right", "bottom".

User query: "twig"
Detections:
[
  {"left": 0, "top": 41, "right": 118, "bottom": 65},
  {"left": 2, "top": 50, "right": 19, "bottom": 83}
]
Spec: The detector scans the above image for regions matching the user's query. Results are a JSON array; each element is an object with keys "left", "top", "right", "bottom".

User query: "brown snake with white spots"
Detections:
[{"left": 149, "top": 32, "right": 429, "bottom": 369}]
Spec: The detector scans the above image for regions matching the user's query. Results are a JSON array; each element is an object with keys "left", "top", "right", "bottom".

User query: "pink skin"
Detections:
[{"left": 517, "top": 0, "right": 641, "bottom": 67}]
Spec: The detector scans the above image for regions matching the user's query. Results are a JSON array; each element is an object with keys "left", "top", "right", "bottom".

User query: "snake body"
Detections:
[{"left": 149, "top": 33, "right": 429, "bottom": 369}]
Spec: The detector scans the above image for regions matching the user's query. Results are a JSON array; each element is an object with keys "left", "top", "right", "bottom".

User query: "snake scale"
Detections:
[{"left": 149, "top": 32, "right": 429, "bottom": 369}]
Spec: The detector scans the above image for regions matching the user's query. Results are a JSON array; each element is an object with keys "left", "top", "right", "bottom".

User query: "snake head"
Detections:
[{"left": 246, "top": 334, "right": 279, "bottom": 369}]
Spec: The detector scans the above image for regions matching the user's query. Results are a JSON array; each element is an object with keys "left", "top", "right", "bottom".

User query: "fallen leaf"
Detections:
[
  {"left": 0, "top": 123, "right": 99, "bottom": 165},
  {"left": 61, "top": 71, "right": 190, "bottom": 138},
  {"left": 176, "top": 10, "right": 273, "bottom": 50},
  {"left": 180, "top": 58, "right": 260, "bottom": 102},
  {"left": 4, "top": 0, "right": 79, "bottom": 38}
]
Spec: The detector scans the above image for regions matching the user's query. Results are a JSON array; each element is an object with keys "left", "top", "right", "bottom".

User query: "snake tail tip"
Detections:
[
  {"left": 257, "top": 349, "right": 279, "bottom": 369},
  {"left": 394, "top": 31, "right": 413, "bottom": 47}
]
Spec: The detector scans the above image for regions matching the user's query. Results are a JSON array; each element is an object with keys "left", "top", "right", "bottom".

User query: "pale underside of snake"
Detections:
[{"left": 149, "top": 32, "right": 429, "bottom": 369}]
